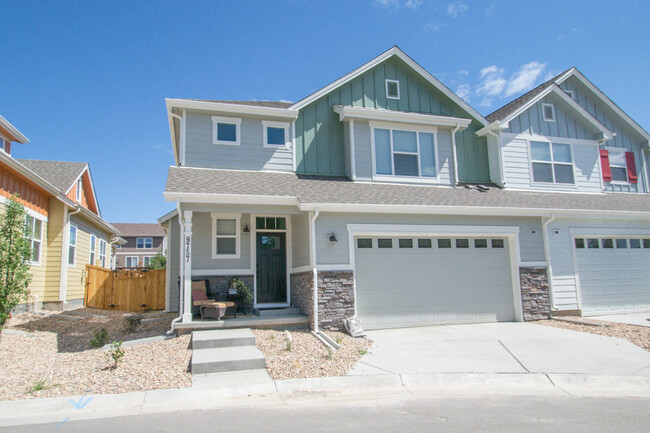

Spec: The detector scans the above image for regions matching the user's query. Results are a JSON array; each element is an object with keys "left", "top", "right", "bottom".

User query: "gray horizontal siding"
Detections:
[
  {"left": 184, "top": 111, "right": 293, "bottom": 172},
  {"left": 291, "top": 213, "right": 310, "bottom": 268},
  {"left": 502, "top": 137, "right": 602, "bottom": 192}
]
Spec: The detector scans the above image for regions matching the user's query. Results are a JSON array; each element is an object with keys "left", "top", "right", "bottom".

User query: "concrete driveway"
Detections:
[
  {"left": 348, "top": 323, "right": 650, "bottom": 376},
  {"left": 592, "top": 312, "right": 650, "bottom": 327}
]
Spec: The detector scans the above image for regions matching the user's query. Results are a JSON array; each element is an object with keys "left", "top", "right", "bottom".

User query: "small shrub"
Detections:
[
  {"left": 269, "top": 334, "right": 275, "bottom": 340},
  {"left": 358, "top": 349, "right": 370, "bottom": 356},
  {"left": 122, "top": 315, "right": 142, "bottom": 333},
  {"left": 28, "top": 379, "right": 58, "bottom": 394},
  {"left": 107, "top": 341, "right": 125, "bottom": 369},
  {"left": 335, "top": 335, "right": 343, "bottom": 344},
  {"left": 326, "top": 346, "right": 333, "bottom": 360},
  {"left": 90, "top": 328, "right": 109, "bottom": 348}
]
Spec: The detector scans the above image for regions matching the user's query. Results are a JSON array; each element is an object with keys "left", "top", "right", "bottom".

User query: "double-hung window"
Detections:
[
  {"left": 530, "top": 141, "right": 574, "bottom": 184},
  {"left": 212, "top": 116, "right": 242, "bottom": 145},
  {"left": 212, "top": 213, "right": 240, "bottom": 259},
  {"left": 68, "top": 225, "right": 77, "bottom": 266},
  {"left": 25, "top": 215, "right": 43, "bottom": 264},
  {"left": 607, "top": 148, "right": 628, "bottom": 182},
  {"left": 125, "top": 256, "right": 139, "bottom": 268},
  {"left": 262, "top": 121, "right": 290, "bottom": 149},
  {"left": 373, "top": 126, "right": 437, "bottom": 179},
  {"left": 137, "top": 237, "right": 153, "bottom": 249},
  {"left": 99, "top": 239, "right": 107, "bottom": 268},
  {"left": 90, "top": 234, "right": 97, "bottom": 265}
]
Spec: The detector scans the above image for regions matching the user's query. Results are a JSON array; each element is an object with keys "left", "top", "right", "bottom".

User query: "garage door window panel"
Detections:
[
  {"left": 615, "top": 239, "right": 628, "bottom": 249},
  {"left": 630, "top": 239, "right": 641, "bottom": 249},
  {"left": 378, "top": 238, "right": 393, "bottom": 248},
  {"left": 575, "top": 238, "right": 585, "bottom": 248},
  {"left": 491, "top": 239, "right": 505, "bottom": 248},
  {"left": 398, "top": 239, "right": 413, "bottom": 248},
  {"left": 601, "top": 239, "right": 614, "bottom": 249},
  {"left": 373, "top": 127, "right": 437, "bottom": 180},
  {"left": 438, "top": 239, "right": 452, "bottom": 248},
  {"left": 530, "top": 141, "right": 575, "bottom": 185},
  {"left": 587, "top": 239, "right": 599, "bottom": 248},
  {"left": 418, "top": 239, "right": 432, "bottom": 248},
  {"left": 456, "top": 239, "right": 469, "bottom": 249},
  {"left": 357, "top": 238, "right": 373, "bottom": 249}
]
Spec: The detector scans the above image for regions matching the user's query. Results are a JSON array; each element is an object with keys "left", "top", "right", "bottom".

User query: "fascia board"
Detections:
[
  {"left": 165, "top": 98, "right": 298, "bottom": 119},
  {"left": 0, "top": 114, "right": 29, "bottom": 144},
  {"left": 166, "top": 102, "right": 180, "bottom": 166},
  {"left": 163, "top": 191, "right": 299, "bottom": 206},
  {"left": 555, "top": 69, "right": 650, "bottom": 141},
  {"left": 476, "top": 120, "right": 509, "bottom": 136},
  {"left": 333, "top": 105, "right": 472, "bottom": 129},
  {"left": 157, "top": 208, "right": 179, "bottom": 224}
]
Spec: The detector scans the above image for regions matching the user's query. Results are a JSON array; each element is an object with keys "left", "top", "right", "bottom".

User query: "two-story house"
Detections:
[
  {"left": 159, "top": 47, "right": 650, "bottom": 331},
  {"left": 0, "top": 114, "right": 122, "bottom": 311},
  {"left": 112, "top": 223, "right": 165, "bottom": 269}
]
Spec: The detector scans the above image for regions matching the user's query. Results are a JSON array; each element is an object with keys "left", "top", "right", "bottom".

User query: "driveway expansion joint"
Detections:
[{"left": 498, "top": 340, "right": 530, "bottom": 373}]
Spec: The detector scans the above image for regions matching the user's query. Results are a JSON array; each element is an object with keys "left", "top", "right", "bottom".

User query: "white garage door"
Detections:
[
  {"left": 354, "top": 236, "right": 516, "bottom": 329},
  {"left": 574, "top": 237, "right": 650, "bottom": 315}
]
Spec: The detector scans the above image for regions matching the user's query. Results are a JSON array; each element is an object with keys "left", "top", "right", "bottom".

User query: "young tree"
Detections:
[
  {"left": 147, "top": 252, "right": 166, "bottom": 270},
  {"left": 0, "top": 195, "right": 33, "bottom": 329}
]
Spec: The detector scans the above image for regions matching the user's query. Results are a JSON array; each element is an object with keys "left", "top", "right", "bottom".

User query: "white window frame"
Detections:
[
  {"left": 136, "top": 237, "right": 153, "bottom": 249},
  {"left": 262, "top": 120, "right": 290, "bottom": 149},
  {"left": 211, "top": 213, "right": 241, "bottom": 259},
  {"left": 68, "top": 225, "right": 77, "bottom": 267},
  {"left": 89, "top": 234, "right": 97, "bottom": 266},
  {"left": 212, "top": 116, "right": 242, "bottom": 146},
  {"left": 125, "top": 256, "right": 139, "bottom": 268},
  {"left": 605, "top": 146, "right": 629, "bottom": 184},
  {"left": 99, "top": 239, "right": 107, "bottom": 268},
  {"left": 564, "top": 89, "right": 575, "bottom": 100},
  {"left": 76, "top": 178, "right": 82, "bottom": 202},
  {"left": 528, "top": 140, "right": 576, "bottom": 186},
  {"left": 370, "top": 122, "right": 440, "bottom": 184},
  {"left": 142, "top": 255, "right": 153, "bottom": 267},
  {"left": 385, "top": 79, "right": 400, "bottom": 100},
  {"left": 0, "top": 138, "right": 6, "bottom": 153},
  {"left": 542, "top": 103, "right": 556, "bottom": 122},
  {"left": 25, "top": 215, "right": 43, "bottom": 266}
]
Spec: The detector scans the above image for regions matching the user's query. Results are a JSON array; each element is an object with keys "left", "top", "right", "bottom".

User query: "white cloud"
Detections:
[
  {"left": 404, "top": 0, "right": 423, "bottom": 10},
  {"left": 484, "top": 2, "right": 497, "bottom": 17},
  {"left": 447, "top": 1, "right": 468, "bottom": 18},
  {"left": 372, "top": 0, "right": 400, "bottom": 8},
  {"left": 479, "top": 98, "right": 492, "bottom": 108},
  {"left": 456, "top": 84, "right": 471, "bottom": 102},
  {"left": 476, "top": 65, "right": 506, "bottom": 96},
  {"left": 150, "top": 143, "right": 172, "bottom": 155},
  {"left": 504, "top": 61, "right": 546, "bottom": 96},
  {"left": 458, "top": 69, "right": 469, "bottom": 77},
  {"left": 423, "top": 20, "right": 441, "bottom": 32},
  {"left": 279, "top": 99, "right": 294, "bottom": 103}
]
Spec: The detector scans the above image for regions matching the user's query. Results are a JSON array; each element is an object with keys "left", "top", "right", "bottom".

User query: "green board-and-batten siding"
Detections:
[{"left": 294, "top": 56, "right": 490, "bottom": 183}]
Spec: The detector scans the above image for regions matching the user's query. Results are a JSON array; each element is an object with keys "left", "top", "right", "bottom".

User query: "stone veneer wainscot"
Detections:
[{"left": 519, "top": 267, "right": 551, "bottom": 321}]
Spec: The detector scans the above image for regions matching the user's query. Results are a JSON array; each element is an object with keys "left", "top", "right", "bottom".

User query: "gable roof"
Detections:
[
  {"left": 554, "top": 68, "right": 650, "bottom": 142},
  {"left": 289, "top": 46, "right": 488, "bottom": 126},
  {"left": 112, "top": 223, "right": 165, "bottom": 237},
  {"left": 165, "top": 167, "right": 650, "bottom": 217},
  {"left": 17, "top": 159, "right": 88, "bottom": 192}
]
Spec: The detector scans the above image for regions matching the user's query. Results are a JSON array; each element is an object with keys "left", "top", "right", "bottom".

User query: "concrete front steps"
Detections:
[{"left": 191, "top": 328, "right": 266, "bottom": 375}]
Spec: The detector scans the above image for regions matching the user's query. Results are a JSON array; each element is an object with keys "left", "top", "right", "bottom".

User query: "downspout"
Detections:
[
  {"left": 451, "top": 124, "right": 461, "bottom": 186},
  {"left": 487, "top": 129, "right": 506, "bottom": 188},
  {"left": 309, "top": 208, "right": 320, "bottom": 332},
  {"left": 167, "top": 200, "right": 184, "bottom": 335},
  {"left": 60, "top": 205, "right": 81, "bottom": 306},
  {"left": 541, "top": 212, "right": 557, "bottom": 313}
]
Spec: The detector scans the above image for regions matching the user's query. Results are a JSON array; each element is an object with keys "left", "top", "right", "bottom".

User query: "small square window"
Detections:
[
  {"left": 438, "top": 238, "right": 451, "bottom": 248},
  {"left": 263, "top": 121, "right": 290, "bottom": 148},
  {"left": 418, "top": 239, "right": 432, "bottom": 248},
  {"left": 643, "top": 239, "right": 650, "bottom": 249},
  {"left": 378, "top": 238, "right": 393, "bottom": 248},
  {"left": 456, "top": 239, "right": 469, "bottom": 249},
  {"left": 630, "top": 239, "right": 641, "bottom": 249},
  {"left": 615, "top": 239, "right": 628, "bottom": 249},
  {"left": 542, "top": 103, "right": 555, "bottom": 122},
  {"left": 357, "top": 238, "right": 372, "bottom": 249},
  {"left": 575, "top": 238, "right": 585, "bottom": 249},
  {"left": 267, "top": 127, "right": 285, "bottom": 145},
  {"left": 491, "top": 239, "right": 505, "bottom": 248},
  {"left": 385, "top": 79, "right": 400, "bottom": 100},
  {"left": 474, "top": 239, "right": 488, "bottom": 248},
  {"left": 587, "top": 239, "right": 599, "bottom": 248},
  {"left": 217, "top": 123, "right": 236, "bottom": 141},
  {"left": 399, "top": 239, "right": 413, "bottom": 248},
  {"left": 602, "top": 239, "right": 614, "bottom": 249},
  {"left": 212, "top": 116, "right": 241, "bottom": 145}
]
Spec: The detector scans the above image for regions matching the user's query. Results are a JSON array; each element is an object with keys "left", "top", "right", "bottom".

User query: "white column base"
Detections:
[{"left": 182, "top": 313, "right": 193, "bottom": 323}]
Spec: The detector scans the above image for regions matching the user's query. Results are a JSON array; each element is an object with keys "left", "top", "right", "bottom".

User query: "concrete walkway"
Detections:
[{"left": 592, "top": 312, "right": 650, "bottom": 328}]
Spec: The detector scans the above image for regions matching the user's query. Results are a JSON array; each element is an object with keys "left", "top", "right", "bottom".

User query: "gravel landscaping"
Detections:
[
  {"left": 252, "top": 329, "right": 372, "bottom": 380},
  {"left": 535, "top": 318, "right": 650, "bottom": 352},
  {"left": 0, "top": 309, "right": 191, "bottom": 400}
]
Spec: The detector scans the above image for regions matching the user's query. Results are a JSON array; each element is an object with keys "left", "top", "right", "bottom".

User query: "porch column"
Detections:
[{"left": 182, "top": 210, "right": 193, "bottom": 323}]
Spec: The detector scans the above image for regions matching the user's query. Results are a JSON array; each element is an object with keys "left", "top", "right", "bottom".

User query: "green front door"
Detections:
[{"left": 256, "top": 232, "right": 287, "bottom": 303}]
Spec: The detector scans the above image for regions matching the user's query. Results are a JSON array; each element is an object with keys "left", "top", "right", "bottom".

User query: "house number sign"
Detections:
[{"left": 185, "top": 235, "right": 191, "bottom": 263}]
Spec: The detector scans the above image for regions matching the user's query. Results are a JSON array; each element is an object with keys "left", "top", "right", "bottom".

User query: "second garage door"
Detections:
[{"left": 354, "top": 236, "right": 516, "bottom": 329}]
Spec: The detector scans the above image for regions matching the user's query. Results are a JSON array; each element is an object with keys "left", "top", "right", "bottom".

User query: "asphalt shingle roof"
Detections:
[
  {"left": 165, "top": 167, "right": 650, "bottom": 214},
  {"left": 16, "top": 159, "right": 87, "bottom": 192},
  {"left": 111, "top": 223, "right": 164, "bottom": 237}
]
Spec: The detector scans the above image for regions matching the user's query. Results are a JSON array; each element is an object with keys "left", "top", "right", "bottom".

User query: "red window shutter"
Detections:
[
  {"left": 599, "top": 149, "right": 612, "bottom": 182},
  {"left": 625, "top": 151, "right": 638, "bottom": 184}
]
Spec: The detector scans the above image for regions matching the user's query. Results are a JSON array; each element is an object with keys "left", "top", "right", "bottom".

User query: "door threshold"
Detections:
[{"left": 255, "top": 303, "right": 290, "bottom": 309}]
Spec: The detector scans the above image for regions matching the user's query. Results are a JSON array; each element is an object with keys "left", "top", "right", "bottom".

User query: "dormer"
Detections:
[{"left": 0, "top": 114, "right": 29, "bottom": 157}]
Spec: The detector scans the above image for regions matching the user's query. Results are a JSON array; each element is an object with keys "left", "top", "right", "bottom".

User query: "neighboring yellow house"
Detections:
[{"left": 0, "top": 114, "right": 122, "bottom": 311}]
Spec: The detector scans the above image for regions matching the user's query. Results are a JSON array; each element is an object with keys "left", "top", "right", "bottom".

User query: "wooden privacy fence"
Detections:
[{"left": 85, "top": 265, "right": 166, "bottom": 311}]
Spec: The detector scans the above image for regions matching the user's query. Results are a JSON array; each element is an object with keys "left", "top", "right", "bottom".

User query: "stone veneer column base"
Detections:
[{"left": 519, "top": 267, "right": 551, "bottom": 321}]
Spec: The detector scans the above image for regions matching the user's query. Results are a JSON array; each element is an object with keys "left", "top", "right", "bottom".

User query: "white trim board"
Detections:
[
  {"left": 166, "top": 99, "right": 299, "bottom": 119},
  {"left": 334, "top": 105, "right": 472, "bottom": 129}
]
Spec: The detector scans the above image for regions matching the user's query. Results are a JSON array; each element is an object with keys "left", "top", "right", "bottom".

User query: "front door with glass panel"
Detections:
[{"left": 256, "top": 232, "right": 287, "bottom": 303}]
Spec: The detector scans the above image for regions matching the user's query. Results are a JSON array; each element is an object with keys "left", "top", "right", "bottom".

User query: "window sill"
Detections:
[
  {"left": 530, "top": 182, "right": 578, "bottom": 190},
  {"left": 263, "top": 143, "right": 291, "bottom": 150},
  {"left": 608, "top": 181, "right": 630, "bottom": 186},
  {"left": 211, "top": 254, "right": 241, "bottom": 260},
  {"left": 213, "top": 141, "right": 240, "bottom": 146},
  {"left": 372, "top": 175, "right": 441, "bottom": 185}
]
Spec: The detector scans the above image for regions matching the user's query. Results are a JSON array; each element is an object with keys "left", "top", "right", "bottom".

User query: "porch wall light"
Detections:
[
  {"left": 328, "top": 233, "right": 337, "bottom": 243},
  {"left": 243, "top": 224, "right": 250, "bottom": 233}
]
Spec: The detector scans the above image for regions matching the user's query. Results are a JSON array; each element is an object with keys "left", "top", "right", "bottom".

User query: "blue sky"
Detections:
[{"left": 2, "top": 0, "right": 648, "bottom": 223}]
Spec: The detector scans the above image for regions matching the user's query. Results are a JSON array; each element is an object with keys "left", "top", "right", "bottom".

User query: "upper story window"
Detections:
[
  {"left": 99, "top": 239, "right": 107, "bottom": 268},
  {"left": 211, "top": 213, "right": 240, "bottom": 259},
  {"left": 0, "top": 138, "right": 7, "bottom": 153},
  {"left": 607, "top": 148, "right": 628, "bottom": 183},
  {"left": 542, "top": 103, "right": 556, "bottom": 122},
  {"left": 25, "top": 215, "right": 43, "bottom": 264},
  {"left": 530, "top": 141, "right": 574, "bottom": 184},
  {"left": 90, "top": 234, "right": 97, "bottom": 265},
  {"left": 76, "top": 178, "right": 82, "bottom": 202},
  {"left": 372, "top": 125, "right": 437, "bottom": 180},
  {"left": 385, "top": 79, "right": 400, "bottom": 100},
  {"left": 68, "top": 225, "right": 77, "bottom": 266},
  {"left": 212, "top": 116, "right": 242, "bottom": 146},
  {"left": 137, "top": 237, "right": 153, "bottom": 249},
  {"left": 262, "top": 121, "right": 290, "bottom": 149}
]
